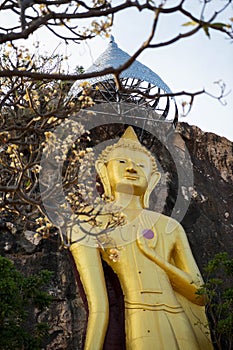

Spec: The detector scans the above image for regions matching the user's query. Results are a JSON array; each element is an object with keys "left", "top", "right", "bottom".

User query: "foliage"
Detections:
[
  {"left": 0, "top": 44, "right": 125, "bottom": 246},
  {"left": 0, "top": 255, "right": 53, "bottom": 350},
  {"left": 0, "top": 44, "right": 80, "bottom": 237},
  {"left": 197, "top": 252, "right": 233, "bottom": 350}
]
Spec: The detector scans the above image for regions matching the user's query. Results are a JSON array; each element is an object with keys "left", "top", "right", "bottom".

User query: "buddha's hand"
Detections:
[{"left": 136, "top": 235, "right": 163, "bottom": 266}]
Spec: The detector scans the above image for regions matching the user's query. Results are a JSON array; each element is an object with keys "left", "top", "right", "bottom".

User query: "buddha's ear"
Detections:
[
  {"left": 95, "top": 160, "right": 112, "bottom": 199},
  {"left": 143, "top": 171, "right": 161, "bottom": 208}
]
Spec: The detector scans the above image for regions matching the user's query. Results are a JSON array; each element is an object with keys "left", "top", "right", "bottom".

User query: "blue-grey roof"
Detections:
[{"left": 69, "top": 36, "right": 172, "bottom": 97}]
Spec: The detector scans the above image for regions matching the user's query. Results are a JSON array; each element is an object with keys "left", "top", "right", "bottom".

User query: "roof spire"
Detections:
[{"left": 110, "top": 35, "right": 115, "bottom": 43}]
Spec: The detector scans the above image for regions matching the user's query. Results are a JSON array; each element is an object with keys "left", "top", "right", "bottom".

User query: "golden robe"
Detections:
[{"left": 70, "top": 210, "right": 213, "bottom": 350}]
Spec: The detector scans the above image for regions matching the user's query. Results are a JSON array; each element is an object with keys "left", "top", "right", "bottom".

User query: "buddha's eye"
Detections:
[
  {"left": 119, "top": 160, "right": 126, "bottom": 163},
  {"left": 138, "top": 164, "right": 144, "bottom": 168}
]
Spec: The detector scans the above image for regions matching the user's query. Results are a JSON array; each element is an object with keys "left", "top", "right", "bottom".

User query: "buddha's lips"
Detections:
[{"left": 124, "top": 175, "right": 139, "bottom": 180}]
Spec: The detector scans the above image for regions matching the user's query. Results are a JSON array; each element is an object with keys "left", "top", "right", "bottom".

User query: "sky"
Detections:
[{"left": 1, "top": 0, "right": 233, "bottom": 140}]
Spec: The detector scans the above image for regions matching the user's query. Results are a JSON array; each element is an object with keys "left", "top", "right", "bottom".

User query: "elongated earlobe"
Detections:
[
  {"left": 143, "top": 171, "right": 161, "bottom": 208},
  {"left": 95, "top": 160, "right": 112, "bottom": 199}
]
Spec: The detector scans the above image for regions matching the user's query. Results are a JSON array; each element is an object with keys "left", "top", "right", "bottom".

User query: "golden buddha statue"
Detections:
[{"left": 69, "top": 127, "right": 213, "bottom": 350}]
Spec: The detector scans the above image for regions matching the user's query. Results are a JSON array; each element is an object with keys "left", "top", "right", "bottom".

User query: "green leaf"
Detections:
[
  {"left": 212, "top": 22, "right": 227, "bottom": 29},
  {"left": 25, "top": 179, "right": 31, "bottom": 188},
  {"left": 182, "top": 21, "right": 198, "bottom": 27},
  {"left": 203, "top": 25, "right": 210, "bottom": 38}
]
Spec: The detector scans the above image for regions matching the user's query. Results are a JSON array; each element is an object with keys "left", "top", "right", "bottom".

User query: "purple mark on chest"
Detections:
[{"left": 142, "top": 229, "right": 154, "bottom": 239}]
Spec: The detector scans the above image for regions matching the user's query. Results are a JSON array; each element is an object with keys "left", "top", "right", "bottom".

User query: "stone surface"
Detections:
[
  {"left": 177, "top": 123, "right": 233, "bottom": 268},
  {"left": 0, "top": 122, "right": 232, "bottom": 349}
]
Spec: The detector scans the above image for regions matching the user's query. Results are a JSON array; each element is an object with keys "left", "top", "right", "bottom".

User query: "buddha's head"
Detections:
[{"left": 95, "top": 127, "right": 161, "bottom": 208}]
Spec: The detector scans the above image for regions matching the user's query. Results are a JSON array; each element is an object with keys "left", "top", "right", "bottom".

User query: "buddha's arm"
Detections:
[
  {"left": 137, "top": 225, "right": 204, "bottom": 306},
  {"left": 171, "top": 224, "right": 205, "bottom": 304},
  {"left": 70, "top": 243, "right": 109, "bottom": 350}
]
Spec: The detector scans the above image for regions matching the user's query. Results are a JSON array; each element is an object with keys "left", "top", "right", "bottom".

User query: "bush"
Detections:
[
  {"left": 197, "top": 252, "right": 233, "bottom": 350},
  {"left": 0, "top": 255, "right": 53, "bottom": 350}
]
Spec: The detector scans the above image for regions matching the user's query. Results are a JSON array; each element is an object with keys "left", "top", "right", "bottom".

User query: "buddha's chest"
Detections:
[
  {"left": 101, "top": 227, "right": 175, "bottom": 266},
  {"left": 100, "top": 232, "right": 176, "bottom": 301}
]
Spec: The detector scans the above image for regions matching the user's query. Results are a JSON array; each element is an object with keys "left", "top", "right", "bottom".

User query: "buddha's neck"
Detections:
[{"left": 113, "top": 192, "right": 143, "bottom": 211}]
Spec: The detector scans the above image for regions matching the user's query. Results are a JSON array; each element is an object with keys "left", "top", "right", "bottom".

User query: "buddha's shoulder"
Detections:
[
  {"left": 143, "top": 209, "right": 177, "bottom": 222},
  {"left": 143, "top": 210, "right": 183, "bottom": 232}
]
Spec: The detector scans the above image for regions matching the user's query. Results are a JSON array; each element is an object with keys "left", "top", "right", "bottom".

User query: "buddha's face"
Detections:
[{"left": 106, "top": 148, "right": 152, "bottom": 197}]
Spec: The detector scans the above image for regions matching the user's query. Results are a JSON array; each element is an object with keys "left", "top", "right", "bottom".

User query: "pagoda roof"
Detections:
[{"left": 69, "top": 36, "right": 172, "bottom": 97}]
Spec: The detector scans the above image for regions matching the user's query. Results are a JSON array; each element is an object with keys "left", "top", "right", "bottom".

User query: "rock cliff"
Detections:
[{"left": 177, "top": 123, "right": 233, "bottom": 266}]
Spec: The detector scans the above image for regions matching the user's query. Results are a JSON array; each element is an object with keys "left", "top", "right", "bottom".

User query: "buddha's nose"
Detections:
[{"left": 126, "top": 161, "right": 137, "bottom": 173}]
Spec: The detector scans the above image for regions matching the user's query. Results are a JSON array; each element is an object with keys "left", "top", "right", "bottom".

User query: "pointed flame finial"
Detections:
[{"left": 120, "top": 126, "right": 139, "bottom": 142}]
